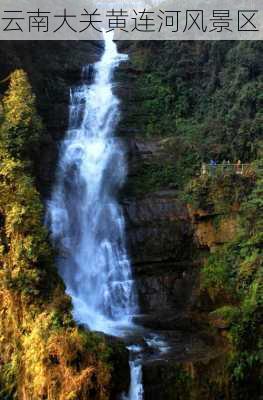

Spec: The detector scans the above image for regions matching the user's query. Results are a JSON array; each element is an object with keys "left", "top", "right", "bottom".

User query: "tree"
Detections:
[{"left": 0, "top": 69, "right": 42, "bottom": 160}]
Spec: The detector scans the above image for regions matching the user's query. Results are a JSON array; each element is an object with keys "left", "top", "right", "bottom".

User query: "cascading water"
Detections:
[
  {"left": 47, "top": 32, "right": 138, "bottom": 333},
  {"left": 124, "top": 345, "right": 144, "bottom": 400},
  {"left": 46, "top": 31, "right": 143, "bottom": 399}
]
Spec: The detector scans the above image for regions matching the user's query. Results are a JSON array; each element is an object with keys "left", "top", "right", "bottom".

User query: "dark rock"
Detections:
[
  {"left": 124, "top": 194, "right": 194, "bottom": 265},
  {"left": 95, "top": 334, "right": 130, "bottom": 398},
  {"left": 136, "top": 270, "right": 198, "bottom": 318},
  {"left": 141, "top": 329, "right": 224, "bottom": 400}
]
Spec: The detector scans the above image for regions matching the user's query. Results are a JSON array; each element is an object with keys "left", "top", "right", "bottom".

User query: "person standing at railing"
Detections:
[
  {"left": 236, "top": 160, "right": 242, "bottom": 174},
  {"left": 209, "top": 159, "right": 217, "bottom": 175},
  {"left": 201, "top": 162, "right": 207, "bottom": 176}
]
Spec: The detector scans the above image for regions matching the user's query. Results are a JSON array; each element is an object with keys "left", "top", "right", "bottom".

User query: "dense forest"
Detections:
[
  {"left": 121, "top": 41, "right": 262, "bottom": 190},
  {"left": 121, "top": 40, "right": 263, "bottom": 398},
  {"left": 0, "top": 39, "right": 262, "bottom": 399}
]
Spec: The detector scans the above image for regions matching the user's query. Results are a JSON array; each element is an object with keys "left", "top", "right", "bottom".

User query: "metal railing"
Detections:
[{"left": 200, "top": 163, "right": 254, "bottom": 177}]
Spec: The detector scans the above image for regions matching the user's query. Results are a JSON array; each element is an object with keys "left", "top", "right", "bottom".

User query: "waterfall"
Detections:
[
  {"left": 47, "top": 29, "right": 143, "bottom": 400},
  {"left": 47, "top": 31, "right": 143, "bottom": 400},
  {"left": 46, "top": 32, "right": 138, "bottom": 335}
]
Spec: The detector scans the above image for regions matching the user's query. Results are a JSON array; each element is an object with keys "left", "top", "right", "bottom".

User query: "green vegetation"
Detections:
[
  {"left": 185, "top": 172, "right": 254, "bottom": 212},
  {"left": 127, "top": 160, "right": 177, "bottom": 195},
  {"left": 158, "top": 156, "right": 262, "bottom": 400},
  {"left": 199, "top": 158, "right": 263, "bottom": 398},
  {"left": 0, "top": 70, "right": 114, "bottom": 399},
  {"left": 0, "top": 69, "right": 42, "bottom": 160},
  {"left": 124, "top": 41, "right": 262, "bottom": 194},
  {"left": 135, "top": 73, "right": 177, "bottom": 137}
]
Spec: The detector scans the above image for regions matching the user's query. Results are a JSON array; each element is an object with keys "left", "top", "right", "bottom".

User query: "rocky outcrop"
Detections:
[{"left": 188, "top": 206, "right": 239, "bottom": 251}]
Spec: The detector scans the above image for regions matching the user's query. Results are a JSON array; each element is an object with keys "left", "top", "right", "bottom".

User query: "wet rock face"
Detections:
[
  {"left": 122, "top": 138, "right": 198, "bottom": 320},
  {"left": 136, "top": 270, "right": 197, "bottom": 316},
  {"left": 123, "top": 194, "right": 197, "bottom": 316},
  {"left": 124, "top": 194, "right": 193, "bottom": 265}
]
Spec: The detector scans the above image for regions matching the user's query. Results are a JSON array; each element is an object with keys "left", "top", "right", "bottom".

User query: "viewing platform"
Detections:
[{"left": 200, "top": 162, "right": 255, "bottom": 178}]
